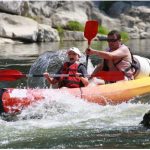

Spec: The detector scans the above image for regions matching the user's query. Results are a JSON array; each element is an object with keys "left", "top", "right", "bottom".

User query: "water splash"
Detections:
[
  {"left": 0, "top": 91, "right": 150, "bottom": 148},
  {"left": 27, "top": 49, "right": 94, "bottom": 88},
  {"left": 0, "top": 89, "right": 148, "bottom": 129}
]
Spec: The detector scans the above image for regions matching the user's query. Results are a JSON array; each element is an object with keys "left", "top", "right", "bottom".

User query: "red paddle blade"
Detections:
[
  {"left": 84, "top": 20, "right": 98, "bottom": 45},
  {"left": 0, "top": 69, "right": 25, "bottom": 81},
  {"left": 92, "top": 71, "right": 124, "bottom": 81}
]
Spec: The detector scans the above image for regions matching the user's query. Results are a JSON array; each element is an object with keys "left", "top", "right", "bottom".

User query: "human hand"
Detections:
[
  {"left": 71, "top": 73, "right": 81, "bottom": 80},
  {"left": 85, "top": 48, "right": 94, "bottom": 55},
  {"left": 75, "top": 73, "right": 82, "bottom": 77},
  {"left": 43, "top": 72, "right": 50, "bottom": 79}
]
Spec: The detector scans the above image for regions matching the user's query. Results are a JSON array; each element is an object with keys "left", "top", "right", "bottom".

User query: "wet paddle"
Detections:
[
  {"left": 84, "top": 20, "right": 98, "bottom": 69},
  {"left": 0, "top": 69, "right": 124, "bottom": 82}
]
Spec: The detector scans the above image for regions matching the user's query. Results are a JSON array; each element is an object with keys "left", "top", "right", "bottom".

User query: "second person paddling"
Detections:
[{"left": 85, "top": 30, "right": 136, "bottom": 83}]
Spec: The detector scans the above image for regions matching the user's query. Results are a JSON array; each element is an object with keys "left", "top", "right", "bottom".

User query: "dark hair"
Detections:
[{"left": 108, "top": 30, "right": 121, "bottom": 40}]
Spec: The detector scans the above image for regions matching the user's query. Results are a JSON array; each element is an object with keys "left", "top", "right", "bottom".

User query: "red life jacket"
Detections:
[{"left": 59, "top": 62, "right": 83, "bottom": 88}]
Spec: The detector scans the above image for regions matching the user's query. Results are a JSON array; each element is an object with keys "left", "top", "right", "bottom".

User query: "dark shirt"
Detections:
[{"left": 77, "top": 64, "right": 88, "bottom": 76}]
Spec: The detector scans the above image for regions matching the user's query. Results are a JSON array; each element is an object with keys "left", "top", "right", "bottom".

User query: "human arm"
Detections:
[
  {"left": 43, "top": 72, "right": 58, "bottom": 85},
  {"left": 85, "top": 47, "right": 128, "bottom": 61},
  {"left": 44, "top": 65, "right": 64, "bottom": 85},
  {"left": 79, "top": 76, "right": 89, "bottom": 87},
  {"left": 77, "top": 65, "right": 89, "bottom": 87}
]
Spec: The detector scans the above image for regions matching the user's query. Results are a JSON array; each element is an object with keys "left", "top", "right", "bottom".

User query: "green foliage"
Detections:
[
  {"left": 121, "top": 31, "right": 129, "bottom": 41},
  {"left": 66, "top": 21, "right": 84, "bottom": 31},
  {"left": 98, "top": 25, "right": 129, "bottom": 41},
  {"left": 56, "top": 25, "right": 64, "bottom": 40},
  {"left": 98, "top": 25, "right": 109, "bottom": 35}
]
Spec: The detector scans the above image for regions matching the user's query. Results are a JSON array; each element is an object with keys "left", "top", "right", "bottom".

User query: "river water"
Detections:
[{"left": 0, "top": 39, "right": 150, "bottom": 148}]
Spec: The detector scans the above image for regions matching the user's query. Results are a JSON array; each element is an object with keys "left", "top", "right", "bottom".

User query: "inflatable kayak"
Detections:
[{"left": 1, "top": 77, "right": 150, "bottom": 114}]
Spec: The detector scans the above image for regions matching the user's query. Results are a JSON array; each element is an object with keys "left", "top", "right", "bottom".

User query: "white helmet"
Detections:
[{"left": 67, "top": 47, "right": 81, "bottom": 57}]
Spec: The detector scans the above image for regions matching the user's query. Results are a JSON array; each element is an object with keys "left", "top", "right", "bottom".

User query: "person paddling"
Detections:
[
  {"left": 44, "top": 47, "right": 89, "bottom": 88},
  {"left": 85, "top": 30, "right": 136, "bottom": 84}
]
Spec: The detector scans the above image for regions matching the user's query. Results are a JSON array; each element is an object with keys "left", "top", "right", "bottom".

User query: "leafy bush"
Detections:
[
  {"left": 98, "top": 25, "right": 109, "bottom": 35},
  {"left": 56, "top": 25, "right": 64, "bottom": 40},
  {"left": 66, "top": 21, "right": 84, "bottom": 31},
  {"left": 121, "top": 31, "right": 129, "bottom": 41},
  {"left": 98, "top": 25, "right": 129, "bottom": 41}
]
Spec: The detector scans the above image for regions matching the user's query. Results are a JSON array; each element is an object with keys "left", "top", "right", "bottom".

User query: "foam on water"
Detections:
[
  {"left": 9, "top": 89, "right": 27, "bottom": 98},
  {"left": 0, "top": 89, "right": 149, "bottom": 130},
  {"left": 0, "top": 90, "right": 150, "bottom": 148}
]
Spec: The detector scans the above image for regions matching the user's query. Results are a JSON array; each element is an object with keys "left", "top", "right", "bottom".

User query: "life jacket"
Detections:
[
  {"left": 102, "top": 46, "right": 139, "bottom": 80},
  {"left": 58, "top": 62, "right": 84, "bottom": 88}
]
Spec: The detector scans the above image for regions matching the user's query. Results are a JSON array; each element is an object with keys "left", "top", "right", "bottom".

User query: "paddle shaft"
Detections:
[
  {"left": 0, "top": 71, "right": 124, "bottom": 82},
  {"left": 0, "top": 69, "right": 124, "bottom": 82},
  {"left": 0, "top": 73, "right": 109, "bottom": 78},
  {"left": 0, "top": 74, "right": 86, "bottom": 78}
]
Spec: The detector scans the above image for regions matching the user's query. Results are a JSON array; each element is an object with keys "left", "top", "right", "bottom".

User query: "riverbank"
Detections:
[{"left": 0, "top": 1, "right": 150, "bottom": 44}]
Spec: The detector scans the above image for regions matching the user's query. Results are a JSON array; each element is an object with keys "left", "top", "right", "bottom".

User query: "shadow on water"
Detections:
[{"left": 131, "top": 93, "right": 150, "bottom": 104}]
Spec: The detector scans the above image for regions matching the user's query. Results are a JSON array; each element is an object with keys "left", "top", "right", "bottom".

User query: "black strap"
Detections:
[
  {"left": 129, "top": 49, "right": 140, "bottom": 74},
  {"left": 102, "top": 59, "right": 109, "bottom": 71}
]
